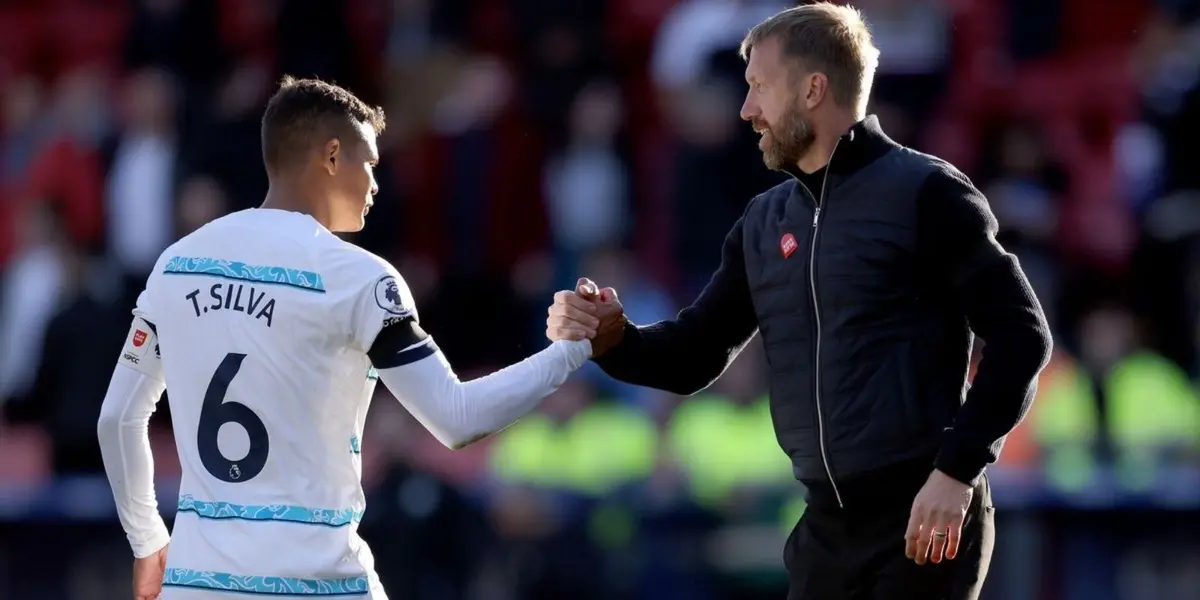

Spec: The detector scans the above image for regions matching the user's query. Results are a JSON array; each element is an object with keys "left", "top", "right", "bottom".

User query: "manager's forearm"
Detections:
[{"left": 594, "top": 320, "right": 738, "bottom": 395}]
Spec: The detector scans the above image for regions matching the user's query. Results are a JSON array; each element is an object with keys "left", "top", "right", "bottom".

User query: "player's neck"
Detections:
[{"left": 262, "top": 183, "right": 333, "bottom": 229}]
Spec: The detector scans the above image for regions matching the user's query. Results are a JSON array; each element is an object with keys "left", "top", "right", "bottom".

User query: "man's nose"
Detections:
[{"left": 740, "top": 95, "right": 757, "bottom": 122}]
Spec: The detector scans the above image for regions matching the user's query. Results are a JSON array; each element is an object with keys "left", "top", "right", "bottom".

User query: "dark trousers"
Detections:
[{"left": 785, "top": 461, "right": 995, "bottom": 600}]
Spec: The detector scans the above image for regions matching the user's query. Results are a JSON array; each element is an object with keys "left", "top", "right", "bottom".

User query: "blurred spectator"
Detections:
[
  {"left": 124, "top": 0, "right": 225, "bottom": 89},
  {"left": 0, "top": 203, "right": 70, "bottom": 405},
  {"left": 191, "top": 60, "right": 272, "bottom": 212},
  {"left": 667, "top": 76, "right": 782, "bottom": 291},
  {"left": 857, "top": 0, "right": 951, "bottom": 129},
  {"left": 408, "top": 56, "right": 540, "bottom": 274},
  {"left": 362, "top": 402, "right": 487, "bottom": 600},
  {"left": 0, "top": 75, "right": 47, "bottom": 264},
  {"left": 978, "top": 120, "right": 1069, "bottom": 330},
  {"left": 275, "top": 0, "right": 360, "bottom": 91},
  {"left": 175, "top": 175, "right": 230, "bottom": 237},
  {"left": 653, "top": 1, "right": 787, "bottom": 290},
  {"left": 510, "top": 0, "right": 610, "bottom": 144},
  {"left": 650, "top": 0, "right": 788, "bottom": 98},
  {"left": 487, "top": 378, "right": 612, "bottom": 600},
  {"left": 1077, "top": 305, "right": 1200, "bottom": 486},
  {"left": 104, "top": 68, "right": 179, "bottom": 298},
  {"left": 544, "top": 80, "right": 632, "bottom": 287},
  {"left": 1, "top": 76, "right": 49, "bottom": 186},
  {"left": 1006, "top": 0, "right": 1066, "bottom": 62},
  {"left": 13, "top": 232, "right": 127, "bottom": 475},
  {"left": 24, "top": 67, "right": 109, "bottom": 256},
  {"left": 1125, "top": 7, "right": 1200, "bottom": 371}
]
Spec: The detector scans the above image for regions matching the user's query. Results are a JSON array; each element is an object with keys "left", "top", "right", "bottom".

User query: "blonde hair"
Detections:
[{"left": 739, "top": 2, "right": 880, "bottom": 115}]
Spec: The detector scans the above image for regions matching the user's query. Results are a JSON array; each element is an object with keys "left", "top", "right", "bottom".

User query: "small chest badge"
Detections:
[{"left": 780, "top": 233, "right": 799, "bottom": 258}]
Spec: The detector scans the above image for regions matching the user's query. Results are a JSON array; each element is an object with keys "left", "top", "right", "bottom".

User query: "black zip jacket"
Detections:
[{"left": 595, "top": 116, "right": 1052, "bottom": 498}]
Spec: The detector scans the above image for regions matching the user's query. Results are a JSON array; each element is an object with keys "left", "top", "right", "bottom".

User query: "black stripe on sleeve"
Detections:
[
  {"left": 140, "top": 319, "right": 157, "bottom": 334},
  {"left": 368, "top": 317, "right": 436, "bottom": 368}
]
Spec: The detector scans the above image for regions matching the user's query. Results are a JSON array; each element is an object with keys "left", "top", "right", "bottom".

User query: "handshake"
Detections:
[{"left": 546, "top": 277, "right": 628, "bottom": 357}]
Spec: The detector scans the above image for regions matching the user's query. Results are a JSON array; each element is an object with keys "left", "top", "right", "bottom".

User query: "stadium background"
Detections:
[{"left": 0, "top": 0, "right": 1198, "bottom": 598}]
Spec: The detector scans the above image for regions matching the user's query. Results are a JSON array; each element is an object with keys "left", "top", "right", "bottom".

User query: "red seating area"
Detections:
[
  {"left": 0, "top": 1, "right": 128, "bottom": 78},
  {"left": 927, "top": 0, "right": 1150, "bottom": 273}
]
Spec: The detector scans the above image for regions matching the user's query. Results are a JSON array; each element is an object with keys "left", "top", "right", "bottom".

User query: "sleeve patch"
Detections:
[
  {"left": 374, "top": 275, "right": 413, "bottom": 318},
  {"left": 119, "top": 320, "right": 162, "bottom": 375}
]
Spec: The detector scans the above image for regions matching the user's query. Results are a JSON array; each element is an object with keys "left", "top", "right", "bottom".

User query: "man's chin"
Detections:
[
  {"left": 330, "top": 218, "right": 366, "bottom": 234},
  {"left": 762, "top": 153, "right": 787, "bottom": 172}
]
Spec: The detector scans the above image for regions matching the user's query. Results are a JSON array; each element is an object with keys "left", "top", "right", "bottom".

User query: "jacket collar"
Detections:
[
  {"left": 782, "top": 114, "right": 899, "bottom": 180},
  {"left": 831, "top": 114, "right": 898, "bottom": 175}
]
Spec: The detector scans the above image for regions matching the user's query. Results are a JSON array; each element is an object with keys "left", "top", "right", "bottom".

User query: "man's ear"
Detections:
[
  {"left": 323, "top": 138, "right": 341, "bottom": 176},
  {"left": 804, "top": 72, "right": 828, "bottom": 110}
]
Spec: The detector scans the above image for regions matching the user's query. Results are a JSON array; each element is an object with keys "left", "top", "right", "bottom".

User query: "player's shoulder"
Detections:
[
  {"left": 319, "top": 240, "right": 414, "bottom": 314},
  {"left": 321, "top": 238, "right": 399, "bottom": 281},
  {"left": 145, "top": 210, "right": 260, "bottom": 276},
  {"left": 158, "top": 210, "right": 260, "bottom": 255}
]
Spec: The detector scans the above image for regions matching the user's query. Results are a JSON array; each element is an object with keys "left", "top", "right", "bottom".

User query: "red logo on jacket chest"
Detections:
[{"left": 780, "top": 233, "right": 799, "bottom": 258}]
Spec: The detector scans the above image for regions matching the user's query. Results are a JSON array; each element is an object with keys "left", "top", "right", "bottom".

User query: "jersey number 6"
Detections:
[{"left": 198, "top": 352, "right": 270, "bottom": 483}]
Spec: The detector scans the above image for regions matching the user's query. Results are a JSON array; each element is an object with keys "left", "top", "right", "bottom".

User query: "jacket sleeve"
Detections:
[
  {"left": 919, "top": 165, "right": 1054, "bottom": 486},
  {"left": 593, "top": 214, "right": 760, "bottom": 395}
]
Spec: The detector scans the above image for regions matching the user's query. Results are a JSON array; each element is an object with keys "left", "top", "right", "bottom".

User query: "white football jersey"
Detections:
[{"left": 128, "top": 208, "right": 412, "bottom": 598}]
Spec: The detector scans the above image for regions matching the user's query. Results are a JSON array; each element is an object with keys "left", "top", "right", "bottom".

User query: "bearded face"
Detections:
[{"left": 752, "top": 98, "right": 817, "bottom": 171}]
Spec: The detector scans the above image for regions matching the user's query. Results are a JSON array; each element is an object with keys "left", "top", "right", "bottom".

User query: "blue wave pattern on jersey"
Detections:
[
  {"left": 350, "top": 435, "right": 361, "bottom": 454},
  {"left": 163, "top": 256, "right": 327, "bottom": 293},
  {"left": 178, "top": 495, "right": 363, "bottom": 527},
  {"left": 163, "top": 568, "right": 369, "bottom": 596}
]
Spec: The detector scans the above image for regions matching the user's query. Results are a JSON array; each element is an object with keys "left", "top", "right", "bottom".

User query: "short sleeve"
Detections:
[{"left": 347, "top": 262, "right": 420, "bottom": 353}]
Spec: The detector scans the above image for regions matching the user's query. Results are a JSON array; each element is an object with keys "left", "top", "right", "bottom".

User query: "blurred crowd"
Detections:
[{"left": 1, "top": 0, "right": 1200, "bottom": 599}]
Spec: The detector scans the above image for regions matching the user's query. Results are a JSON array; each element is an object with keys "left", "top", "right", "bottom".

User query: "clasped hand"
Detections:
[{"left": 545, "top": 278, "right": 626, "bottom": 356}]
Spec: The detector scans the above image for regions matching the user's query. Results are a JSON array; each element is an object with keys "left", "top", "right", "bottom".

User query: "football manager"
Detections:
[{"left": 545, "top": 3, "right": 1052, "bottom": 600}]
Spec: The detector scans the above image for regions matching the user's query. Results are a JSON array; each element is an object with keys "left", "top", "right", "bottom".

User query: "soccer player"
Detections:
[{"left": 96, "top": 76, "right": 594, "bottom": 600}]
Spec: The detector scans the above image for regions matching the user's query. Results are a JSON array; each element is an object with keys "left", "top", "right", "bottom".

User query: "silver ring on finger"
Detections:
[{"left": 932, "top": 530, "right": 947, "bottom": 538}]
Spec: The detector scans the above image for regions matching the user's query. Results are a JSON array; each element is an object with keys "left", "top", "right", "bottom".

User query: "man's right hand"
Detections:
[
  {"left": 547, "top": 278, "right": 627, "bottom": 357},
  {"left": 133, "top": 543, "right": 168, "bottom": 600}
]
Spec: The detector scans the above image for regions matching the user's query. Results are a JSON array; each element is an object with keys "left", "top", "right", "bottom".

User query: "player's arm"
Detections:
[
  {"left": 593, "top": 213, "right": 759, "bottom": 395},
  {"left": 352, "top": 272, "right": 590, "bottom": 449},
  {"left": 369, "top": 319, "right": 591, "bottom": 449},
  {"left": 96, "top": 316, "right": 171, "bottom": 558}
]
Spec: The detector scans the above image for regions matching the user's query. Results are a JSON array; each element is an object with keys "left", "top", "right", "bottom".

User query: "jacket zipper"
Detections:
[{"left": 798, "top": 141, "right": 843, "bottom": 508}]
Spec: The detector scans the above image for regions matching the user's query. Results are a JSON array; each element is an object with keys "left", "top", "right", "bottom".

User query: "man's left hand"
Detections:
[{"left": 905, "top": 469, "right": 973, "bottom": 565}]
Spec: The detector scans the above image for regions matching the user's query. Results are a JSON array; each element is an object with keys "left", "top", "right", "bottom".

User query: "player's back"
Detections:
[{"left": 140, "top": 208, "right": 390, "bottom": 598}]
